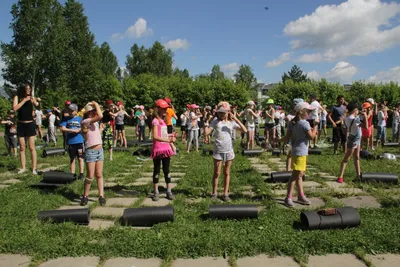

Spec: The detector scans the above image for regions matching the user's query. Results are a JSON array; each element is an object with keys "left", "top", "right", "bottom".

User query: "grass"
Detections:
[{"left": 0, "top": 126, "right": 400, "bottom": 265}]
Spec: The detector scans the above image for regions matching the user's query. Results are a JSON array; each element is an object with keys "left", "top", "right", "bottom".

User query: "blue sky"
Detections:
[{"left": 1, "top": 0, "right": 400, "bottom": 85}]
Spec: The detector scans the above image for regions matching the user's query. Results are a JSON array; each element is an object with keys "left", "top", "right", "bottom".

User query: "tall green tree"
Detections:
[
  {"left": 98, "top": 42, "right": 118, "bottom": 77},
  {"left": 282, "top": 64, "right": 308, "bottom": 83},
  {"left": 210, "top": 65, "right": 224, "bottom": 80},
  {"left": 234, "top": 64, "right": 257, "bottom": 98}
]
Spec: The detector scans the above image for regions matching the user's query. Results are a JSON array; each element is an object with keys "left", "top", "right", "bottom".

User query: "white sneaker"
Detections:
[
  {"left": 32, "top": 169, "right": 38, "bottom": 175},
  {"left": 17, "top": 169, "right": 26, "bottom": 174}
]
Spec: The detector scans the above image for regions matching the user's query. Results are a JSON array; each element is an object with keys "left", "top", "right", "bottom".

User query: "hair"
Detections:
[
  {"left": 291, "top": 109, "right": 308, "bottom": 125},
  {"left": 336, "top": 95, "right": 344, "bottom": 101},
  {"left": 153, "top": 106, "right": 163, "bottom": 122},
  {"left": 17, "top": 82, "right": 32, "bottom": 99}
]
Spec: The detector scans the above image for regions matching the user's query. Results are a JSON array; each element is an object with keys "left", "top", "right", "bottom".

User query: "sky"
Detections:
[{"left": 1, "top": 0, "right": 400, "bottom": 85}]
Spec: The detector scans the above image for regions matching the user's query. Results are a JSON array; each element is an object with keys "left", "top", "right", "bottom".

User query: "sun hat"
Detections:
[
  {"left": 266, "top": 99, "right": 274, "bottom": 105},
  {"left": 362, "top": 102, "right": 372, "bottom": 109},
  {"left": 134, "top": 105, "right": 140, "bottom": 109},
  {"left": 217, "top": 101, "right": 231, "bottom": 111},
  {"left": 366, "top": 98, "right": 375, "bottom": 105},
  {"left": 205, "top": 106, "right": 212, "bottom": 110},
  {"left": 84, "top": 103, "right": 95, "bottom": 113},
  {"left": 247, "top": 100, "right": 255, "bottom": 106},
  {"left": 294, "top": 102, "right": 316, "bottom": 112},
  {"left": 155, "top": 99, "right": 169, "bottom": 108},
  {"left": 68, "top": 103, "right": 78, "bottom": 111},
  {"left": 293, "top": 98, "right": 304, "bottom": 105}
]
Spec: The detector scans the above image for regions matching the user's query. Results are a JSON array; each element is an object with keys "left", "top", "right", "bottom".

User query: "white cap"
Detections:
[
  {"left": 247, "top": 100, "right": 255, "bottom": 106},
  {"left": 367, "top": 98, "right": 375, "bottom": 105},
  {"left": 134, "top": 105, "right": 140, "bottom": 109},
  {"left": 294, "top": 102, "right": 316, "bottom": 112}
]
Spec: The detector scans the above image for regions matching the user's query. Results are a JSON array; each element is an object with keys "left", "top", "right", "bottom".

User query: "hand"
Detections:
[
  {"left": 23, "top": 96, "right": 31, "bottom": 102},
  {"left": 36, "top": 97, "right": 41, "bottom": 102},
  {"left": 229, "top": 111, "right": 237, "bottom": 120},
  {"left": 91, "top": 101, "right": 98, "bottom": 106},
  {"left": 73, "top": 128, "right": 81, "bottom": 133},
  {"left": 169, "top": 136, "right": 176, "bottom": 143},
  {"left": 332, "top": 122, "right": 337, "bottom": 128}
]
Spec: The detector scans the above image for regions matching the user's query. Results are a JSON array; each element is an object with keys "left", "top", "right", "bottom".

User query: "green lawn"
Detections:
[{"left": 0, "top": 126, "right": 400, "bottom": 266}]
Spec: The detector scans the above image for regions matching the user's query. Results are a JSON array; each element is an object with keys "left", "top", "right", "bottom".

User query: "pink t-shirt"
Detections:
[
  {"left": 82, "top": 119, "right": 102, "bottom": 148},
  {"left": 151, "top": 118, "right": 174, "bottom": 159}
]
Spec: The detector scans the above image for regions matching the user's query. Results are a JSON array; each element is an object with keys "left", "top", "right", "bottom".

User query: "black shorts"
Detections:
[
  {"left": 167, "top": 125, "right": 173, "bottom": 134},
  {"left": 17, "top": 121, "right": 36, "bottom": 137},
  {"left": 265, "top": 123, "right": 275, "bottom": 130},
  {"left": 68, "top": 143, "right": 84, "bottom": 160},
  {"left": 181, "top": 126, "right": 186, "bottom": 132},
  {"left": 5, "top": 134, "right": 18, "bottom": 149},
  {"left": 115, "top": 124, "right": 124, "bottom": 131},
  {"left": 332, "top": 125, "right": 346, "bottom": 143}
]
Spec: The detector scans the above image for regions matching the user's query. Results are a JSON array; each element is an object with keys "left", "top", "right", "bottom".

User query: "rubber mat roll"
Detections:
[
  {"left": 300, "top": 207, "right": 360, "bottom": 230},
  {"left": 308, "top": 149, "right": 322, "bottom": 155},
  {"left": 42, "top": 171, "right": 75, "bottom": 184},
  {"left": 242, "top": 149, "right": 263, "bottom": 156},
  {"left": 270, "top": 171, "right": 305, "bottom": 183},
  {"left": 272, "top": 149, "right": 281, "bottom": 156},
  {"left": 383, "top": 142, "right": 399, "bottom": 147},
  {"left": 126, "top": 140, "right": 137, "bottom": 147},
  {"left": 360, "top": 172, "right": 398, "bottom": 184},
  {"left": 38, "top": 208, "right": 90, "bottom": 225},
  {"left": 122, "top": 206, "right": 174, "bottom": 226},
  {"left": 42, "top": 148, "right": 65, "bottom": 158},
  {"left": 256, "top": 136, "right": 266, "bottom": 141},
  {"left": 138, "top": 141, "right": 153, "bottom": 147},
  {"left": 209, "top": 204, "right": 259, "bottom": 219}
]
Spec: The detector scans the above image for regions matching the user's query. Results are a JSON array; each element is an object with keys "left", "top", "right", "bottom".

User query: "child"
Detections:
[
  {"left": 113, "top": 101, "right": 130, "bottom": 148},
  {"left": 138, "top": 105, "right": 147, "bottom": 142},
  {"left": 284, "top": 98, "right": 304, "bottom": 171},
  {"left": 1, "top": 110, "right": 18, "bottom": 157},
  {"left": 361, "top": 102, "right": 373, "bottom": 150},
  {"left": 101, "top": 100, "right": 115, "bottom": 161},
  {"left": 151, "top": 99, "right": 176, "bottom": 201},
  {"left": 376, "top": 104, "right": 387, "bottom": 147},
  {"left": 60, "top": 103, "right": 85, "bottom": 180},
  {"left": 337, "top": 103, "right": 368, "bottom": 183},
  {"left": 263, "top": 99, "right": 276, "bottom": 149},
  {"left": 245, "top": 100, "right": 260, "bottom": 150},
  {"left": 46, "top": 109, "right": 57, "bottom": 147},
  {"left": 180, "top": 109, "right": 188, "bottom": 144},
  {"left": 205, "top": 101, "right": 247, "bottom": 202},
  {"left": 187, "top": 104, "right": 201, "bottom": 153},
  {"left": 277, "top": 102, "right": 318, "bottom": 207},
  {"left": 393, "top": 104, "right": 400, "bottom": 143},
  {"left": 80, "top": 101, "right": 106, "bottom": 206}
]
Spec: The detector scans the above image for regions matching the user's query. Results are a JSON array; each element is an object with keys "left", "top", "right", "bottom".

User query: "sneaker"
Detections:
[
  {"left": 98, "top": 196, "right": 106, "bottom": 206},
  {"left": 337, "top": 177, "right": 344, "bottom": 183},
  {"left": 80, "top": 196, "right": 89, "bottom": 206},
  {"left": 166, "top": 192, "right": 175, "bottom": 200},
  {"left": 32, "top": 169, "right": 38, "bottom": 175},
  {"left": 285, "top": 197, "right": 294, "bottom": 207},
  {"left": 210, "top": 194, "right": 218, "bottom": 201},
  {"left": 17, "top": 169, "right": 26, "bottom": 174},
  {"left": 78, "top": 174, "right": 84, "bottom": 180},
  {"left": 222, "top": 195, "right": 232, "bottom": 202},
  {"left": 371, "top": 147, "right": 375, "bottom": 151},
  {"left": 152, "top": 193, "right": 160, "bottom": 202},
  {"left": 297, "top": 196, "right": 311, "bottom": 205}
]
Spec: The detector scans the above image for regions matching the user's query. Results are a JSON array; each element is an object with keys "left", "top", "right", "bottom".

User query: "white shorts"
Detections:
[{"left": 213, "top": 150, "right": 235, "bottom": 162}]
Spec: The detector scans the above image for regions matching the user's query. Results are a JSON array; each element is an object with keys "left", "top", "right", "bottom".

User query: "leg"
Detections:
[
  {"left": 250, "top": 130, "right": 255, "bottom": 150},
  {"left": 95, "top": 160, "right": 104, "bottom": 197},
  {"left": 194, "top": 129, "right": 199, "bottom": 151},
  {"left": 152, "top": 157, "right": 162, "bottom": 200},
  {"left": 122, "top": 130, "right": 127, "bottom": 148},
  {"left": 286, "top": 154, "right": 291, "bottom": 172},
  {"left": 18, "top": 137, "right": 26, "bottom": 170},
  {"left": 212, "top": 159, "right": 223, "bottom": 195},
  {"left": 287, "top": 170, "right": 300, "bottom": 199},
  {"left": 295, "top": 171, "right": 305, "bottom": 197},
  {"left": 353, "top": 145, "right": 361, "bottom": 178},
  {"left": 223, "top": 160, "right": 232, "bottom": 196},
  {"left": 27, "top": 136, "right": 37, "bottom": 171},
  {"left": 338, "top": 147, "right": 354, "bottom": 179},
  {"left": 70, "top": 158, "right": 76, "bottom": 174},
  {"left": 83, "top": 162, "right": 95, "bottom": 197},
  {"left": 187, "top": 130, "right": 193, "bottom": 152}
]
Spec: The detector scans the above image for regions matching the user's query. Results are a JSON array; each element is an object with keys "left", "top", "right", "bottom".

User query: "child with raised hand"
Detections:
[
  {"left": 151, "top": 99, "right": 176, "bottom": 201},
  {"left": 100, "top": 100, "right": 115, "bottom": 161},
  {"left": 276, "top": 102, "right": 318, "bottom": 207},
  {"left": 337, "top": 103, "right": 368, "bottom": 183},
  {"left": 1, "top": 110, "right": 18, "bottom": 157},
  {"left": 60, "top": 103, "right": 85, "bottom": 180},
  {"left": 80, "top": 101, "right": 105, "bottom": 206},
  {"left": 245, "top": 100, "right": 260, "bottom": 150},
  {"left": 187, "top": 104, "right": 201, "bottom": 153},
  {"left": 205, "top": 101, "right": 247, "bottom": 202}
]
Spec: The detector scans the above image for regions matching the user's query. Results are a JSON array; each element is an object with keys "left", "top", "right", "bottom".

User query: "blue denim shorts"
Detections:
[
  {"left": 85, "top": 147, "right": 104, "bottom": 163},
  {"left": 376, "top": 126, "right": 386, "bottom": 141}
]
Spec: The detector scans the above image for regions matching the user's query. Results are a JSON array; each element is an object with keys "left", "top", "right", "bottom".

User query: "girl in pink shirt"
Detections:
[
  {"left": 151, "top": 99, "right": 176, "bottom": 201},
  {"left": 80, "top": 101, "right": 105, "bottom": 206}
]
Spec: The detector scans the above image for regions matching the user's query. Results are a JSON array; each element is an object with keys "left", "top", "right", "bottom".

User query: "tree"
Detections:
[
  {"left": 234, "top": 64, "right": 257, "bottom": 98},
  {"left": 210, "top": 65, "right": 224, "bottom": 80},
  {"left": 282, "top": 64, "right": 308, "bottom": 83},
  {"left": 173, "top": 68, "right": 190, "bottom": 78},
  {"left": 98, "top": 42, "right": 118, "bottom": 77}
]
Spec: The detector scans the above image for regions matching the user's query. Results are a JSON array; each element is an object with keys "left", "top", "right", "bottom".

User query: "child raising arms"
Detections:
[
  {"left": 276, "top": 102, "right": 318, "bottom": 207},
  {"left": 205, "top": 101, "right": 247, "bottom": 202}
]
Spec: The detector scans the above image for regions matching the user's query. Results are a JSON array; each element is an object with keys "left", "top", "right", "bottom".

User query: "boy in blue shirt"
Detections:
[{"left": 60, "top": 103, "right": 84, "bottom": 180}]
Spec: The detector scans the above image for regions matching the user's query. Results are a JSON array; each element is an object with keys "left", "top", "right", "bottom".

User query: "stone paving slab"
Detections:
[
  {"left": 141, "top": 172, "right": 186, "bottom": 177},
  {"left": 0, "top": 172, "right": 15, "bottom": 178},
  {"left": 275, "top": 197, "right": 325, "bottom": 210},
  {"left": 105, "top": 197, "right": 138, "bottom": 207},
  {"left": 70, "top": 197, "right": 97, "bottom": 205},
  {"left": 120, "top": 173, "right": 134, "bottom": 176},
  {"left": 127, "top": 181, "right": 150, "bottom": 186},
  {"left": 332, "top": 187, "right": 364, "bottom": 194},
  {"left": 248, "top": 158, "right": 261, "bottom": 163},
  {"left": 103, "top": 257, "right": 162, "bottom": 267},
  {"left": 334, "top": 196, "right": 381, "bottom": 208},
  {"left": 268, "top": 158, "right": 282, "bottom": 162},
  {"left": 135, "top": 177, "right": 181, "bottom": 182},
  {"left": 0, "top": 254, "right": 31, "bottom": 267},
  {"left": 104, "top": 182, "right": 119, "bottom": 188},
  {"left": 252, "top": 164, "right": 270, "bottom": 168},
  {"left": 141, "top": 197, "right": 171, "bottom": 207},
  {"left": 88, "top": 219, "right": 115, "bottom": 230},
  {"left": 366, "top": 254, "right": 400, "bottom": 267},
  {"left": 92, "top": 207, "right": 125, "bottom": 218},
  {"left": 2, "top": 178, "right": 22, "bottom": 184},
  {"left": 302, "top": 181, "right": 322, "bottom": 187},
  {"left": 39, "top": 256, "right": 100, "bottom": 267},
  {"left": 172, "top": 257, "right": 229, "bottom": 267},
  {"left": 308, "top": 254, "right": 365, "bottom": 267},
  {"left": 0, "top": 184, "right": 10, "bottom": 189},
  {"left": 237, "top": 255, "right": 299, "bottom": 267},
  {"left": 58, "top": 205, "right": 88, "bottom": 210},
  {"left": 322, "top": 175, "right": 337, "bottom": 181},
  {"left": 272, "top": 189, "right": 287, "bottom": 196}
]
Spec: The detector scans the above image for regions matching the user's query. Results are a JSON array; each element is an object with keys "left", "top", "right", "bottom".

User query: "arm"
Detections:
[
  {"left": 276, "top": 128, "right": 292, "bottom": 143},
  {"left": 265, "top": 109, "right": 275, "bottom": 119},
  {"left": 61, "top": 126, "right": 81, "bottom": 133},
  {"left": 152, "top": 123, "right": 174, "bottom": 143},
  {"left": 327, "top": 112, "right": 336, "bottom": 127},
  {"left": 361, "top": 112, "right": 368, "bottom": 129},
  {"left": 87, "top": 102, "right": 103, "bottom": 123},
  {"left": 13, "top": 95, "right": 29, "bottom": 111},
  {"left": 306, "top": 125, "right": 318, "bottom": 140},
  {"left": 249, "top": 109, "right": 259, "bottom": 117},
  {"left": 231, "top": 112, "right": 247, "bottom": 134},
  {"left": 1, "top": 119, "right": 11, "bottom": 124}
]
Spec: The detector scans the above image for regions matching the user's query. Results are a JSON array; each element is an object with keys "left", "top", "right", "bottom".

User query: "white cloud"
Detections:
[
  {"left": 0, "top": 58, "right": 5, "bottom": 85},
  {"left": 308, "top": 61, "right": 358, "bottom": 83},
  {"left": 283, "top": 0, "right": 400, "bottom": 63},
  {"left": 221, "top": 62, "right": 240, "bottom": 77},
  {"left": 265, "top": 52, "right": 292, "bottom": 67},
  {"left": 163, "top": 38, "right": 190, "bottom": 51},
  {"left": 111, "top": 18, "right": 153, "bottom": 42},
  {"left": 368, "top": 66, "right": 400, "bottom": 83}
]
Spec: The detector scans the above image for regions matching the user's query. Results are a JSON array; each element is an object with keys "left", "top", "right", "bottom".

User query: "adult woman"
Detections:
[{"left": 13, "top": 82, "right": 40, "bottom": 174}]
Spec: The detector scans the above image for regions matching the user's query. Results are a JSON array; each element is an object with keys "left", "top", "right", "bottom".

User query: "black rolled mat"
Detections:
[
  {"left": 308, "top": 149, "right": 322, "bottom": 155},
  {"left": 138, "top": 141, "right": 153, "bottom": 147},
  {"left": 360, "top": 172, "right": 398, "bottom": 184},
  {"left": 272, "top": 149, "right": 281, "bottom": 156},
  {"left": 383, "top": 142, "right": 399, "bottom": 147},
  {"left": 242, "top": 149, "right": 263, "bottom": 157},
  {"left": 270, "top": 171, "right": 305, "bottom": 183},
  {"left": 42, "top": 171, "right": 75, "bottom": 184},
  {"left": 126, "top": 140, "right": 138, "bottom": 147},
  {"left": 122, "top": 206, "right": 174, "bottom": 226},
  {"left": 300, "top": 207, "right": 360, "bottom": 230},
  {"left": 42, "top": 148, "right": 66, "bottom": 158},
  {"left": 38, "top": 208, "right": 90, "bottom": 225},
  {"left": 209, "top": 204, "right": 259, "bottom": 219},
  {"left": 256, "top": 136, "right": 266, "bottom": 141}
]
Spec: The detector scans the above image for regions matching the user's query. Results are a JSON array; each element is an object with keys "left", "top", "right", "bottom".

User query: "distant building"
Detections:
[
  {"left": 343, "top": 84, "right": 352, "bottom": 90},
  {"left": 257, "top": 83, "right": 278, "bottom": 100}
]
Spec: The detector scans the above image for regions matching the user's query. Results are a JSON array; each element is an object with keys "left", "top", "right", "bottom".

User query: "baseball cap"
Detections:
[
  {"left": 155, "top": 99, "right": 169, "bottom": 108},
  {"left": 47, "top": 109, "right": 52, "bottom": 113},
  {"left": 164, "top": 97, "right": 171, "bottom": 104},
  {"left": 216, "top": 106, "right": 227, "bottom": 113},
  {"left": 366, "top": 98, "right": 375, "bottom": 105},
  {"left": 362, "top": 102, "right": 372, "bottom": 109},
  {"left": 139, "top": 105, "right": 144, "bottom": 110},
  {"left": 190, "top": 104, "right": 199, "bottom": 109},
  {"left": 68, "top": 103, "right": 78, "bottom": 111},
  {"left": 294, "top": 102, "right": 316, "bottom": 112},
  {"left": 105, "top": 99, "right": 113, "bottom": 106},
  {"left": 293, "top": 98, "right": 304, "bottom": 105},
  {"left": 65, "top": 100, "right": 71, "bottom": 105},
  {"left": 266, "top": 99, "right": 274, "bottom": 105},
  {"left": 247, "top": 100, "right": 255, "bottom": 106},
  {"left": 117, "top": 101, "right": 123, "bottom": 106}
]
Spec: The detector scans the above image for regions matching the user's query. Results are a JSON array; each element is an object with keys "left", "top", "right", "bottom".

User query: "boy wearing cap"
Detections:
[
  {"left": 60, "top": 103, "right": 85, "bottom": 180},
  {"left": 1, "top": 110, "right": 18, "bottom": 157}
]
